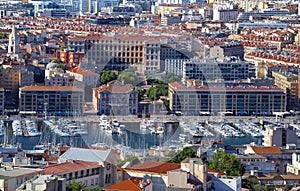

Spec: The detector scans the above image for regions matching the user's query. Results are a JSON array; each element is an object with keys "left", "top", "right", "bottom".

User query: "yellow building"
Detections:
[{"left": 272, "top": 71, "right": 299, "bottom": 109}]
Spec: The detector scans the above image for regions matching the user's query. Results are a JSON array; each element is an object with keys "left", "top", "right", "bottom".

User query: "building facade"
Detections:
[
  {"left": 272, "top": 71, "right": 299, "bottom": 110},
  {"left": 43, "top": 160, "right": 102, "bottom": 189},
  {"left": 0, "top": 68, "right": 20, "bottom": 94},
  {"left": 263, "top": 125, "right": 298, "bottom": 147},
  {"left": 169, "top": 82, "right": 286, "bottom": 115},
  {"left": 209, "top": 43, "right": 244, "bottom": 61},
  {"left": 19, "top": 86, "right": 84, "bottom": 115},
  {"left": 182, "top": 59, "right": 250, "bottom": 84},
  {"left": 93, "top": 84, "right": 138, "bottom": 115},
  {"left": 164, "top": 59, "right": 189, "bottom": 76}
]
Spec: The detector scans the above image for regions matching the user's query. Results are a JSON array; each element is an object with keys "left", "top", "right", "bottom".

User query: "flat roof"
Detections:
[
  {"left": 20, "top": 86, "right": 83, "bottom": 91},
  {"left": 0, "top": 167, "right": 43, "bottom": 178}
]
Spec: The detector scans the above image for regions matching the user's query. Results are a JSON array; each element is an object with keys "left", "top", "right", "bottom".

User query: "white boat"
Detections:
[
  {"left": 12, "top": 120, "right": 22, "bottom": 136},
  {"left": 24, "top": 120, "right": 41, "bottom": 137},
  {"left": 179, "top": 134, "right": 189, "bottom": 142}
]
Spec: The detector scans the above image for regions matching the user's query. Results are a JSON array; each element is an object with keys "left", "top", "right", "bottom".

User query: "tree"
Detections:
[
  {"left": 169, "top": 147, "right": 197, "bottom": 163},
  {"left": 100, "top": 70, "right": 117, "bottom": 84},
  {"left": 117, "top": 70, "right": 138, "bottom": 86},
  {"left": 67, "top": 180, "right": 84, "bottom": 191},
  {"left": 56, "top": 63, "right": 66, "bottom": 70},
  {"left": 242, "top": 177, "right": 268, "bottom": 191},
  {"left": 146, "top": 84, "right": 168, "bottom": 101},
  {"left": 165, "top": 72, "right": 182, "bottom": 83},
  {"left": 117, "top": 156, "right": 139, "bottom": 167},
  {"left": 208, "top": 151, "right": 245, "bottom": 176}
]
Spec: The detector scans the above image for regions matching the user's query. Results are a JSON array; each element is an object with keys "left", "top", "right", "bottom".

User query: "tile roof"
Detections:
[
  {"left": 99, "top": 85, "right": 133, "bottom": 93},
  {"left": 20, "top": 86, "right": 83, "bottom": 91},
  {"left": 207, "top": 169, "right": 226, "bottom": 176},
  {"left": 250, "top": 146, "right": 282, "bottom": 154},
  {"left": 68, "top": 67, "right": 99, "bottom": 76},
  {"left": 125, "top": 161, "right": 180, "bottom": 174},
  {"left": 104, "top": 177, "right": 150, "bottom": 191},
  {"left": 43, "top": 160, "right": 100, "bottom": 175}
]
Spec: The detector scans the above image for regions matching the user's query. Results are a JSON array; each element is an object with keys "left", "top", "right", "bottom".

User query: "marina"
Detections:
[{"left": 0, "top": 115, "right": 299, "bottom": 151}]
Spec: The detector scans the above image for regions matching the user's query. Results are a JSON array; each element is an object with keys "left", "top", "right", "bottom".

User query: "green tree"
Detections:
[
  {"left": 117, "top": 156, "right": 139, "bottom": 167},
  {"left": 165, "top": 72, "right": 182, "bottom": 83},
  {"left": 242, "top": 177, "right": 269, "bottom": 191},
  {"left": 208, "top": 151, "right": 245, "bottom": 176},
  {"left": 56, "top": 63, "right": 66, "bottom": 70},
  {"left": 100, "top": 70, "right": 117, "bottom": 84},
  {"left": 169, "top": 147, "right": 197, "bottom": 163},
  {"left": 146, "top": 84, "right": 168, "bottom": 101},
  {"left": 67, "top": 180, "right": 84, "bottom": 191},
  {"left": 117, "top": 70, "right": 138, "bottom": 86}
]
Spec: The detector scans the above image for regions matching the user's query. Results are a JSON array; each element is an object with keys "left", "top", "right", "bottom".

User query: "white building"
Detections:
[
  {"left": 7, "top": 25, "right": 21, "bottom": 60},
  {"left": 213, "top": 3, "right": 238, "bottom": 21},
  {"left": 287, "top": 153, "right": 300, "bottom": 175}
]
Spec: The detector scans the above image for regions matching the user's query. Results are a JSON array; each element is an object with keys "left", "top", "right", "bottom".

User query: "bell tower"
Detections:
[{"left": 7, "top": 25, "right": 20, "bottom": 60}]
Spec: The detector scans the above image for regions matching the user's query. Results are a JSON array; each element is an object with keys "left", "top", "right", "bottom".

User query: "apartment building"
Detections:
[
  {"left": 182, "top": 58, "right": 250, "bottom": 84},
  {"left": 287, "top": 153, "right": 300, "bottom": 175},
  {"left": 0, "top": 67, "right": 20, "bottom": 94},
  {"left": 20, "top": 70, "right": 34, "bottom": 87},
  {"left": 67, "top": 67, "right": 99, "bottom": 87},
  {"left": 19, "top": 86, "right": 84, "bottom": 115},
  {"left": 16, "top": 175, "right": 66, "bottom": 191},
  {"left": 55, "top": 50, "right": 85, "bottom": 67},
  {"left": 263, "top": 125, "right": 297, "bottom": 147},
  {"left": 169, "top": 82, "right": 286, "bottom": 115},
  {"left": 87, "top": 36, "right": 161, "bottom": 73},
  {"left": 212, "top": 4, "right": 238, "bottom": 21},
  {"left": 165, "top": 58, "right": 189, "bottom": 76},
  {"left": 209, "top": 42, "right": 244, "bottom": 61},
  {"left": 43, "top": 160, "right": 102, "bottom": 189},
  {"left": 0, "top": 166, "right": 43, "bottom": 191},
  {"left": 235, "top": 154, "right": 277, "bottom": 174},
  {"left": 93, "top": 83, "right": 138, "bottom": 115},
  {"left": 0, "top": 87, "right": 4, "bottom": 115},
  {"left": 272, "top": 71, "right": 299, "bottom": 110},
  {"left": 69, "top": 35, "right": 188, "bottom": 74},
  {"left": 58, "top": 148, "right": 118, "bottom": 188}
]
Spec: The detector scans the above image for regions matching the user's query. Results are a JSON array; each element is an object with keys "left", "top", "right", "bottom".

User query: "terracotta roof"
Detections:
[
  {"left": 99, "top": 85, "right": 133, "bottom": 93},
  {"left": 20, "top": 86, "right": 83, "bottom": 91},
  {"left": 250, "top": 146, "right": 282, "bottom": 154},
  {"left": 68, "top": 67, "right": 99, "bottom": 76},
  {"left": 208, "top": 169, "right": 226, "bottom": 176},
  {"left": 43, "top": 160, "right": 100, "bottom": 175},
  {"left": 104, "top": 177, "right": 151, "bottom": 191},
  {"left": 125, "top": 161, "right": 180, "bottom": 174}
]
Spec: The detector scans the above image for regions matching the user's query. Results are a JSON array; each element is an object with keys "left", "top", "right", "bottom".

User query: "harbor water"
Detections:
[{"left": 0, "top": 120, "right": 263, "bottom": 150}]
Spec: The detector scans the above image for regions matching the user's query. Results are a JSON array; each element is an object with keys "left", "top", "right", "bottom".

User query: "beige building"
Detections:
[
  {"left": 67, "top": 67, "right": 99, "bottom": 87},
  {"left": 0, "top": 166, "right": 43, "bottom": 191},
  {"left": 16, "top": 175, "right": 66, "bottom": 191},
  {"left": 169, "top": 82, "right": 286, "bottom": 115},
  {"left": 287, "top": 153, "right": 300, "bottom": 175},
  {"left": 0, "top": 67, "right": 20, "bottom": 94},
  {"left": 263, "top": 125, "right": 297, "bottom": 147},
  {"left": 19, "top": 86, "right": 84, "bottom": 116},
  {"left": 93, "top": 82, "right": 138, "bottom": 115},
  {"left": 43, "top": 160, "right": 103, "bottom": 189},
  {"left": 272, "top": 71, "right": 300, "bottom": 109}
]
